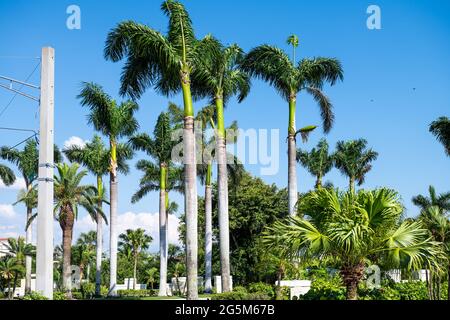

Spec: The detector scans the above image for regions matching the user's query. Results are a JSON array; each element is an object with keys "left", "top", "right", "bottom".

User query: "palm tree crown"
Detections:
[
  {"left": 413, "top": 185, "right": 450, "bottom": 213},
  {"left": 297, "top": 139, "right": 334, "bottom": 189},
  {"left": 430, "top": 116, "right": 450, "bottom": 156}
]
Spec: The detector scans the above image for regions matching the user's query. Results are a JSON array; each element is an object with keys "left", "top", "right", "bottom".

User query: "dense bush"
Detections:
[
  {"left": 211, "top": 285, "right": 271, "bottom": 300},
  {"left": 81, "top": 282, "right": 95, "bottom": 299},
  {"left": 22, "top": 292, "right": 49, "bottom": 300},
  {"left": 53, "top": 291, "right": 67, "bottom": 300},
  {"left": 248, "top": 282, "right": 275, "bottom": 299},
  {"left": 300, "top": 274, "right": 346, "bottom": 300},
  {"left": 117, "top": 289, "right": 157, "bottom": 298}
]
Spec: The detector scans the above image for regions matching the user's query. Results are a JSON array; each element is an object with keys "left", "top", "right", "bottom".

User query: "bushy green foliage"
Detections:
[
  {"left": 22, "top": 292, "right": 49, "bottom": 300},
  {"left": 81, "top": 282, "right": 95, "bottom": 299},
  {"left": 300, "top": 275, "right": 346, "bottom": 300},
  {"left": 117, "top": 289, "right": 157, "bottom": 298},
  {"left": 53, "top": 291, "right": 67, "bottom": 300},
  {"left": 248, "top": 282, "right": 275, "bottom": 299}
]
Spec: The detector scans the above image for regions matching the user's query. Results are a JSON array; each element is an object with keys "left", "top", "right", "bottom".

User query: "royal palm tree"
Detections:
[
  {"left": 264, "top": 188, "right": 442, "bottom": 300},
  {"left": 334, "top": 139, "right": 378, "bottom": 193},
  {"left": 413, "top": 186, "right": 450, "bottom": 214},
  {"left": 78, "top": 82, "right": 138, "bottom": 296},
  {"left": 190, "top": 39, "right": 250, "bottom": 293},
  {"left": 130, "top": 113, "right": 183, "bottom": 296},
  {"left": 118, "top": 229, "right": 152, "bottom": 290},
  {"left": 241, "top": 35, "right": 343, "bottom": 217},
  {"left": 297, "top": 139, "right": 334, "bottom": 189},
  {"left": 430, "top": 117, "right": 450, "bottom": 156},
  {"left": 104, "top": 0, "right": 216, "bottom": 299},
  {"left": 64, "top": 135, "right": 132, "bottom": 295},
  {"left": 53, "top": 163, "right": 102, "bottom": 297},
  {"left": 0, "top": 164, "right": 15, "bottom": 186},
  {"left": 1, "top": 140, "right": 61, "bottom": 293}
]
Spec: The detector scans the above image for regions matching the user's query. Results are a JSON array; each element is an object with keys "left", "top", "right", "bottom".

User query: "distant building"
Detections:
[{"left": 0, "top": 238, "right": 9, "bottom": 257}]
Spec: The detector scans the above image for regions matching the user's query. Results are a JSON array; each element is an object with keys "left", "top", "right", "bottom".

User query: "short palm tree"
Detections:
[
  {"left": 430, "top": 117, "right": 450, "bottom": 156},
  {"left": 191, "top": 39, "right": 250, "bottom": 293},
  {"left": 334, "top": 139, "right": 378, "bottom": 193},
  {"left": 145, "top": 267, "right": 159, "bottom": 290},
  {"left": 64, "top": 135, "right": 132, "bottom": 295},
  {"left": 104, "top": 0, "right": 215, "bottom": 299},
  {"left": 413, "top": 185, "right": 450, "bottom": 213},
  {"left": 297, "top": 139, "right": 334, "bottom": 189},
  {"left": 130, "top": 112, "right": 183, "bottom": 296},
  {"left": 241, "top": 35, "right": 343, "bottom": 216},
  {"left": 74, "top": 231, "right": 97, "bottom": 282},
  {"left": 78, "top": 82, "right": 138, "bottom": 296},
  {"left": 0, "top": 256, "right": 23, "bottom": 299},
  {"left": 53, "top": 163, "right": 102, "bottom": 296},
  {"left": 118, "top": 229, "right": 152, "bottom": 290},
  {"left": 1, "top": 140, "right": 61, "bottom": 293},
  {"left": 264, "top": 188, "right": 442, "bottom": 300}
]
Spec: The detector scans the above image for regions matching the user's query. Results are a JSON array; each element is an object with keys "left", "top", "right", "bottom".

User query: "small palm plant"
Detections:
[
  {"left": 241, "top": 35, "right": 343, "bottom": 216},
  {"left": 53, "top": 163, "right": 103, "bottom": 297},
  {"left": 118, "top": 229, "right": 152, "bottom": 290},
  {"left": 263, "top": 188, "right": 443, "bottom": 300},
  {"left": 297, "top": 139, "right": 334, "bottom": 189},
  {"left": 334, "top": 139, "right": 378, "bottom": 193},
  {"left": 145, "top": 267, "right": 159, "bottom": 290},
  {"left": 78, "top": 83, "right": 138, "bottom": 295},
  {"left": 0, "top": 256, "right": 23, "bottom": 299},
  {"left": 430, "top": 117, "right": 450, "bottom": 156}
]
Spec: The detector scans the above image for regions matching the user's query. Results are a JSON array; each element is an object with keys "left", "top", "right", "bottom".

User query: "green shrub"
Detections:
[
  {"left": 248, "top": 282, "right": 275, "bottom": 299},
  {"left": 53, "top": 291, "right": 67, "bottom": 300},
  {"left": 100, "top": 285, "right": 109, "bottom": 297},
  {"left": 300, "top": 275, "right": 346, "bottom": 300},
  {"left": 395, "top": 281, "right": 429, "bottom": 300},
  {"left": 22, "top": 292, "right": 49, "bottom": 300},
  {"left": 81, "top": 282, "right": 95, "bottom": 299},
  {"left": 246, "top": 293, "right": 271, "bottom": 300},
  {"left": 233, "top": 286, "right": 248, "bottom": 293},
  {"left": 211, "top": 291, "right": 248, "bottom": 300},
  {"left": 117, "top": 289, "right": 157, "bottom": 298},
  {"left": 71, "top": 291, "right": 83, "bottom": 300},
  {"left": 275, "top": 286, "right": 290, "bottom": 300}
]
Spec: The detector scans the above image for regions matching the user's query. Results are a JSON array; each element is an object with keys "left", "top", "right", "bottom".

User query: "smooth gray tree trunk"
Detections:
[
  {"left": 95, "top": 212, "right": 103, "bottom": 296},
  {"left": 184, "top": 116, "right": 198, "bottom": 300},
  {"left": 217, "top": 136, "right": 231, "bottom": 292},
  {"left": 25, "top": 207, "right": 32, "bottom": 294},
  {"left": 204, "top": 184, "right": 213, "bottom": 293},
  {"left": 109, "top": 170, "right": 118, "bottom": 296},
  {"left": 288, "top": 135, "right": 298, "bottom": 216},
  {"left": 158, "top": 189, "right": 168, "bottom": 296}
]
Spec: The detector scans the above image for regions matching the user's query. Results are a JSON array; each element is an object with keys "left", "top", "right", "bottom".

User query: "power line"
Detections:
[{"left": 0, "top": 61, "right": 41, "bottom": 119}]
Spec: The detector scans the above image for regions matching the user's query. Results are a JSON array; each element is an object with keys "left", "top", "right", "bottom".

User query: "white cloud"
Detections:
[
  {"left": 0, "top": 177, "right": 26, "bottom": 190},
  {"left": 0, "top": 225, "right": 17, "bottom": 231},
  {"left": 63, "top": 136, "right": 87, "bottom": 149},
  {"left": 0, "top": 231, "right": 19, "bottom": 239},
  {"left": 0, "top": 204, "right": 16, "bottom": 219}
]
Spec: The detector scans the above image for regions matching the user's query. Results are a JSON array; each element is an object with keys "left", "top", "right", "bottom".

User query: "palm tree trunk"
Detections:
[
  {"left": 288, "top": 96, "right": 298, "bottom": 216},
  {"left": 25, "top": 205, "right": 33, "bottom": 294},
  {"left": 216, "top": 96, "right": 231, "bottom": 293},
  {"left": 133, "top": 255, "right": 138, "bottom": 290},
  {"left": 95, "top": 176, "right": 103, "bottom": 296},
  {"left": 349, "top": 176, "right": 355, "bottom": 194},
  {"left": 182, "top": 73, "right": 198, "bottom": 300},
  {"left": 109, "top": 139, "right": 118, "bottom": 296},
  {"left": 341, "top": 262, "right": 365, "bottom": 300},
  {"left": 159, "top": 166, "right": 168, "bottom": 296},
  {"left": 204, "top": 163, "right": 213, "bottom": 294},
  {"left": 315, "top": 175, "right": 322, "bottom": 189},
  {"left": 62, "top": 223, "right": 74, "bottom": 297}
]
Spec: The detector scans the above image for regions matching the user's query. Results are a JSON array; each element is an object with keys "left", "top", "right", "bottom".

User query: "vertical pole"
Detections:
[{"left": 36, "top": 47, "right": 55, "bottom": 299}]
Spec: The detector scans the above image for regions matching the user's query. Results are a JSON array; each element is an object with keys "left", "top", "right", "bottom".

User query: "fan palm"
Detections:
[
  {"left": 64, "top": 135, "right": 131, "bottom": 295},
  {"left": 430, "top": 117, "right": 450, "bottom": 156},
  {"left": 334, "top": 139, "right": 378, "bottom": 193},
  {"left": 104, "top": 0, "right": 215, "bottom": 299},
  {"left": 0, "top": 140, "right": 61, "bottom": 293},
  {"left": 129, "top": 111, "right": 183, "bottom": 296},
  {"left": 53, "top": 163, "right": 103, "bottom": 296},
  {"left": 413, "top": 185, "right": 450, "bottom": 214},
  {"left": 263, "top": 188, "right": 442, "bottom": 300},
  {"left": 190, "top": 39, "right": 250, "bottom": 293},
  {"left": 241, "top": 35, "right": 343, "bottom": 216},
  {"left": 78, "top": 82, "right": 138, "bottom": 296},
  {"left": 118, "top": 229, "right": 152, "bottom": 290},
  {"left": 297, "top": 139, "right": 334, "bottom": 189}
]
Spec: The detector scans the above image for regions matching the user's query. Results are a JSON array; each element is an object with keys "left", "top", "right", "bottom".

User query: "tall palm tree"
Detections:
[
  {"left": 430, "top": 117, "right": 450, "bottom": 156},
  {"left": 297, "top": 139, "right": 334, "bottom": 189},
  {"left": 130, "top": 113, "right": 183, "bottom": 296},
  {"left": 241, "top": 35, "right": 343, "bottom": 216},
  {"left": 0, "top": 140, "right": 61, "bottom": 293},
  {"left": 118, "top": 229, "right": 152, "bottom": 290},
  {"left": 264, "top": 188, "right": 442, "bottom": 300},
  {"left": 1, "top": 237, "right": 34, "bottom": 299},
  {"left": 64, "top": 135, "right": 132, "bottom": 295},
  {"left": 334, "top": 139, "right": 378, "bottom": 193},
  {"left": 0, "top": 164, "right": 15, "bottom": 186},
  {"left": 191, "top": 39, "right": 250, "bottom": 293},
  {"left": 78, "top": 82, "right": 138, "bottom": 296},
  {"left": 53, "top": 163, "right": 102, "bottom": 297},
  {"left": 104, "top": 0, "right": 215, "bottom": 299},
  {"left": 413, "top": 185, "right": 450, "bottom": 213}
]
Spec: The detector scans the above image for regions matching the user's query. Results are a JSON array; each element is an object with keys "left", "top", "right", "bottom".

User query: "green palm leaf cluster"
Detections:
[
  {"left": 0, "top": 164, "right": 15, "bottom": 186},
  {"left": 430, "top": 116, "right": 450, "bottom": 156},
  {"left": 263, "top": 188, "right": 442, "bottom": 300},
  {"left": 297, "top": 139, "right": 334, "bottom": 189}
]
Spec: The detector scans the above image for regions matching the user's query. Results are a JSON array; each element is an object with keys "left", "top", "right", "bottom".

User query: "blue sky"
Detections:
[{"left": 0, "top": 0, "right": 449, "bottom": 252}]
